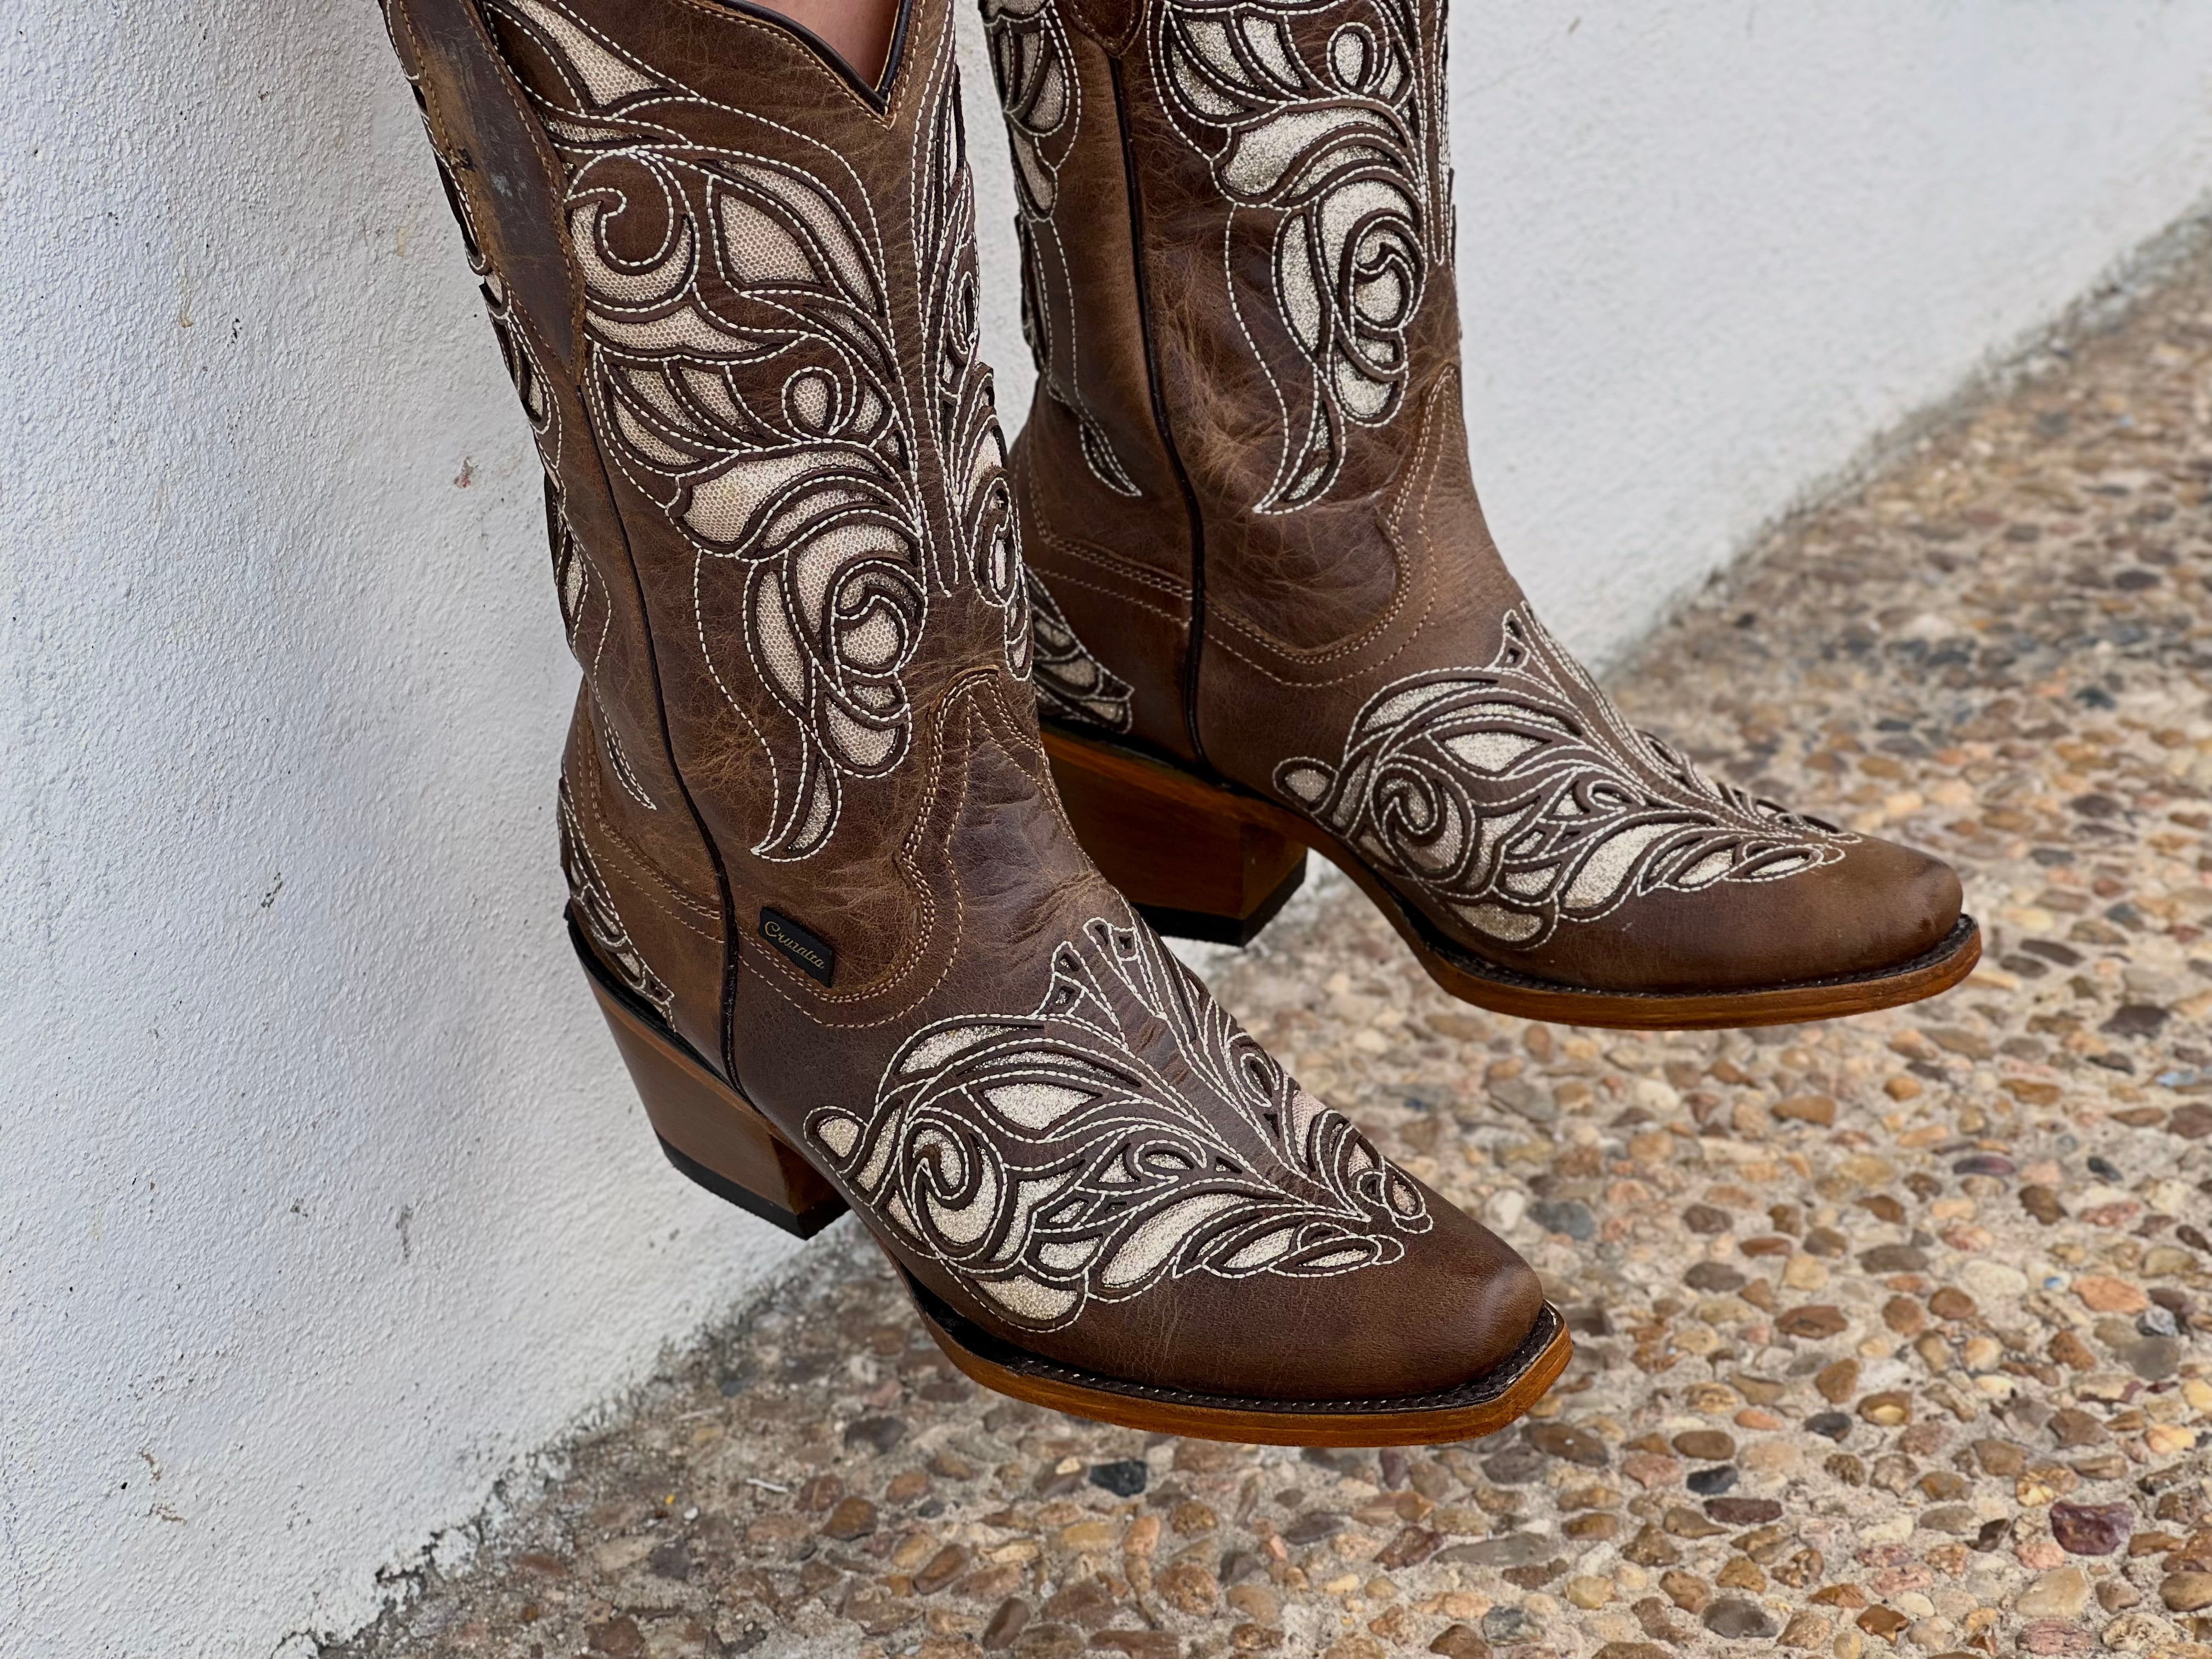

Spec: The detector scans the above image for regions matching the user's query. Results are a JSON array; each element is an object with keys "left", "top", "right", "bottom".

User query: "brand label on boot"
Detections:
[{"left": 759, "top": 908, "right": 836, "bottom": 985}]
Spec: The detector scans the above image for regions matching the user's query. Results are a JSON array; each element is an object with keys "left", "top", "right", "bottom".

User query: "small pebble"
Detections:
[
  {"left": 1702, "top": 1597, "right": 1777, "bottom": 1639},
  {"left": 2049, "top": 1501, "right": 2132, "bottom": 1556},
  {"left": 324, "top": 234, "right": 2212, "bottom": 1659},
  {"left": 2163, "top": 1572, "right": 2212, "bottom": 1613},
  {"left": 1481, "top": 1606, "right": 1530, "bottom": 1641},
  {"left": 1088, "top": 1460, "right": 1147, "bottom": 1497}
]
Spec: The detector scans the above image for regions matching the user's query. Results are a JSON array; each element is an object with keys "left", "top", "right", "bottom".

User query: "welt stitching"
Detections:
[
  {"left": 582, "top": 761, "right": 723, "bottom": 939},
  {"left": 1028, "top": 517, "right": 1192, "bottom": 599}
]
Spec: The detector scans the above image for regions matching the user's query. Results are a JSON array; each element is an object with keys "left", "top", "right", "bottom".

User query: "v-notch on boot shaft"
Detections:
[
  {"left": 383, "top": 0, "right": 1565, "bottom": 1442},
  {"left": 986, "top": 0, "right": 1978, "bottom": 1027}
]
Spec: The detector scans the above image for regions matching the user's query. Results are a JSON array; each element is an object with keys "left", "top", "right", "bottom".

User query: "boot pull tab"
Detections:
[{"left": 397, "top": 0, "right": 585, "bottom": 373}]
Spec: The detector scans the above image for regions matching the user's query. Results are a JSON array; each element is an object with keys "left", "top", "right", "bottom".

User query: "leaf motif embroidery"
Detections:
[
  {"left": 485, "top": 0, "right": 1024, "bottom": 860},
  {"left": 1150, "top": 0, "right": 1442, "bottom": 511},
  {"left": 806, "top": 918, "right": 1428, "bottom": 1330},
  {"left": 1275, "top": 610, "right": 1852, "bottom": 947}
]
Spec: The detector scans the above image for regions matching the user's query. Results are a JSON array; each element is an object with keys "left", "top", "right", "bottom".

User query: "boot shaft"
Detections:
[
  {"left": 383, "top": 0, "right": 1566, "bottom": 1421},
  {"left": 388, "top": 0, "right": 1044, "bottom": 1059},
  {"left": 988, "top": 0, "right": 1477, "bottom": 757}
]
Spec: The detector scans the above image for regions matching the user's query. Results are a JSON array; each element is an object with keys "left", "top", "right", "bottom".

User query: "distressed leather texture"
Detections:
[
  {"left": 383, "top": 0, "right": 1543, "bottom": 1400},
  {"left": 995, "top": 0, "right": 1963, "bottom": 992}
]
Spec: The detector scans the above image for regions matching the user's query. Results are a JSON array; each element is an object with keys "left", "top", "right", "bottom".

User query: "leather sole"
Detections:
[
  {"left": 1042, "top": 723, "right": 1982, "bottom": 1030},
  {"left": 907, "top": 1270, "right": 1571, "bottom": 1447},
  {"left": 572, "top": 915, "right": 1570, "bottom": 1443}
]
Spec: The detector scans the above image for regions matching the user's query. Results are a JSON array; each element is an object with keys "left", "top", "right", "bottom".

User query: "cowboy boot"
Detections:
[
  {"left": 381, "top": 0, "right": 1567, "bottom": 1441},
  {"left": 983, "top": 0, "right": 1978, "bottom": 1028}
]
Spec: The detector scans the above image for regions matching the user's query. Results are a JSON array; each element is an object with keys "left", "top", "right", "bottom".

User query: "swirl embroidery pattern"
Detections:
[
  {"left": 1276, "top": 611, "right": 1851, "bottom": 949},
  {"left": 805, "top": 918, "right": 1429, "bottom": 1330},
  {"left": 1026, "top": 569, "right": 1135, "bottom": 732},
  {"left": 983, "top": 0, "right": 1142, "bottom": 497},
  {"left": 483, "top": 0, "right": 1024, "bottom": 860},
  {"left": 1150, "top": 0, "right": 1445, "bottom": 511},
  {"left": 560, "top": 780, "right": 675, "bottom": 1019}
]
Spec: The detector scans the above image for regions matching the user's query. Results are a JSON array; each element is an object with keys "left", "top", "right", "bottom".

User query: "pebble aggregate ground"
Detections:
[{"left": 330, "top": 241, "right": 2212, "bottom": 1659}]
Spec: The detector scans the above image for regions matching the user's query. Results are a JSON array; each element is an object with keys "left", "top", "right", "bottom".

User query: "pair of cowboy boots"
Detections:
[{"left": 382, "top": 0, "right": 1974, "bottom": 1444}]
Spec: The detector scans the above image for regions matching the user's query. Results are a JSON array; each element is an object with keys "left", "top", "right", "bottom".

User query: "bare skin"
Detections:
[{"left": 744, "top": 0, "right": 901, "bottom": 86}]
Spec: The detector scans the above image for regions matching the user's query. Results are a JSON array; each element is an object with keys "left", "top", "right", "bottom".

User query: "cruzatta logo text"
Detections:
[{"left": 759, "top": 908, "right": 836, "bottom": 985}]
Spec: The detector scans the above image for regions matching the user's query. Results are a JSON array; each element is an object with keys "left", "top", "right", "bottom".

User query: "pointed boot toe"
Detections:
[
  {"left": 1842, "top": 836, "right": 1968, "bottom": 971},
  {"left": 983, "top": 0, "right": 1978, "bottom": 1028},
  {"left": 1430, "top": 1212, "right": 1549, "bottom": 1384},
  {"left": 1463, "top": 815, "right": 1974, "bottom": 1001},
  {"left": 1763, "top": 833, "right": 1967, "bottom": 983},
  {"left": 393, "top": 0, "right": 1567, "bottom": 1443},
  {"left": 938, "top": 1169, "right": 1554, "bottom": 1407},
  {"left": 1273, "top": 1194, "right": 1549, "bottom": 1398}
]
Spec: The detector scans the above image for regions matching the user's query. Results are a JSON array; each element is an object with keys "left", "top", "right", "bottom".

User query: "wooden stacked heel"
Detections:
[
  {"left": 571, "top": 917, "right": 846, "bottom": 1238},
  {"left": 1042, "top": 728, "right": 1306, "bottom": 946},
  {"left": 1040, "top": 725, "right": 1983, "bottom": 1028},
  {"left": 571, "top": 911, "right": 1573, "bottom": 1442}
]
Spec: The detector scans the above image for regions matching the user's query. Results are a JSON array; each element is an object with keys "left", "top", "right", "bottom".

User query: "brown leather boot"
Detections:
[
  {"left": 382, "top": 0, "right": 1565, "bottom": 1440},
  {"left": 984, "top": 0, "right": 1978, "bottom": 1028}
]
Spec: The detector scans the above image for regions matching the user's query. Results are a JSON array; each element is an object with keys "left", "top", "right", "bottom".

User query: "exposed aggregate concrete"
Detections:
[{"left": 329, "top": 244, "right": 2212, "bottom": 1659}]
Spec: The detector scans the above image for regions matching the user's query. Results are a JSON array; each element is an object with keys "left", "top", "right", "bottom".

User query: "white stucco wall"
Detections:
[
  {"left": 1455, "top": 3, "right": 2212, "bottom": 664},
  {"left": 3, "top": 2, "right": 2209, "bottom": 1655}
]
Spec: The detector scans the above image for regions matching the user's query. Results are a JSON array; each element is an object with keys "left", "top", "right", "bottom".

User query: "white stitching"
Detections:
[
  {"left": 803, "top": 912, "right": 1430, "bottom": 1330},
  {"left": 580, "top": 753, "right": 724, "bottom": 941},
  {"left": 1146, "top": 0, "right": 1437, "bottom": 512},
  {"left": 491, "top": 0, "right": 1000, "bottom": 864},
  {"left": 1273, "top": 606, "right": 1855, "bottom": 946},
  {"left": 1195, "top": 376, "right": 1447, "bottom": 687}
]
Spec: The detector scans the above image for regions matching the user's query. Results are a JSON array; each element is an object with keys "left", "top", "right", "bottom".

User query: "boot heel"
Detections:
[
  {"left": 1041, "top": 727, "right": 1307, "bottom": 947},
  {"left": 570, "top": 918, "right": 847, "bottom": 1238}
]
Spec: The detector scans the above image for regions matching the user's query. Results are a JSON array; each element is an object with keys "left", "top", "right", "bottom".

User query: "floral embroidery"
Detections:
[
  {"left": 482, "top": 0, "right": 1024, "bottom": 860},
  {"left": 1149, "top": 0, "right": 1446, "bottom": 511},
  {"left": 1276, "top": 610, "right": 1850, "bottom": 948},
  {"left": 805, "top": 917, "right": 1428, "bottom": 1330},
  {"left": 1027, "top": 569, "right": 1134, "bottom": 732}
]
